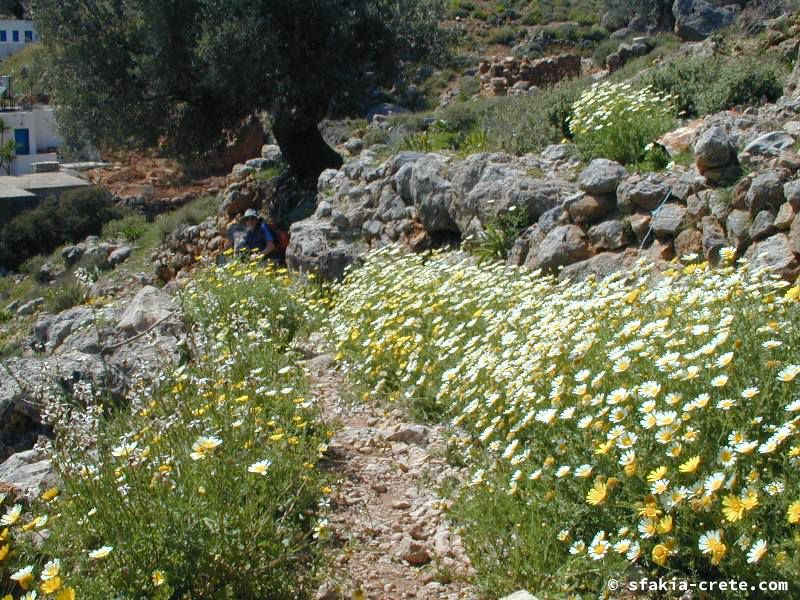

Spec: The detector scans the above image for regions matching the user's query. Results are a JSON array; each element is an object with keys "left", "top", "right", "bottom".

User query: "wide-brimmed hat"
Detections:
[{"left": 240, "top": 208, "right": 260, "bottom": 223}]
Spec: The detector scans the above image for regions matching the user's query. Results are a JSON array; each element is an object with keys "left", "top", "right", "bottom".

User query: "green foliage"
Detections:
[
  {"left": 331, "top": 247, "right": 800, "bottom": 596},
  {"left": 569, "top": 81, "right": 677, "bottom": 167},
  {"left": 44, "top": 277, "right": 88, "bottom": 313},
  {"left": 0, "top": 187, "right": 124, "bottom": 271},
  {"left": 253, "top": 165, "right": 287, "bottom": 182},
  {"left": 466, "top": 206, "right": 528, "bottom": 262},
  {"left": 645, "top": 55, "right": 787, "bottom": 117},
  {"left": 101, "top": 212, "right": 149, "bottom": 242},
  {"left": 35, "top": 0, "right": 449, "bottom": 181},
  {"left": 486, "top": 26, "right": 519, "bottom": 45},
  {"left": 457, "top": 75, "right": 481, "bottom": 99},
  {"left": 152, "top": 195, "right": 219, "bottom": 243},
  {"left": 2, "top": 261, "right": 329, "bottom": 599},
  {"left": 0, "top": 43, "right": 50, "bottom": 100}
]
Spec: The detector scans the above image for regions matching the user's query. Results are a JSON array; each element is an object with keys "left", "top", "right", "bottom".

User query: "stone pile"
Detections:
[
  {"left": 116, "top": 191, "right": 199, "bottom": 219},
  {"left": 477, "top": 54, "right": 581, "bottom": 97},
  {"left": 284, "top": 94, "right": 800, "bottom": 284}
]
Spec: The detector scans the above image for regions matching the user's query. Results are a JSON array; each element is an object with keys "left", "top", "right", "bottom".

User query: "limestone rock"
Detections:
[
  {"left": 674, "top": 228, "right": 703, "bottom": 258},
  {"left": 617, "top": 174, "right": 669, "bottom": 212},
  {"left": 652, "top": 203, "right": 686, "bottom": 237},
  {"left": 117, "top": 286, "right": 177, "bottom": 335},
  {"left": 726, "top": 209, "right": 753, "bottom": 249},
  {"left": 743, "top": 233, "right": 800, "bottom": 280},
  {"left": 702, "top": 216, "right": 728, "bottom": 264},
  {"left": 393, "top": 537, "right": 431, "bottom": 565},
  {"left": 588, "top": 219, "right": 629, "bottom": 250},
  {"left": 745, "top": 172, "right": 784, "bottom": 213},
  {"left": 775, "top": 202, "right": 797, "bottom": 230},
  {"left": 743, "top": 131, "right": 795, "bottom": 157},
  {"left": 577, "top": 159, "right": 628, "bottom": 195},
  {"left": 749, "top": 210, "right": 777, "bottom": 242},
  {"left": 673, "top": 0, "right": 737, "bottom": 42},
  {"left": 0, "top": 450, "right": 58, "bottom": 502},
  {"left": 694, "top": 126, "right": 738, "bottom": 180},
  {"left": 568, "top": 194, "right": 615, "bottom": 225},
  {"left": 530, "top": 225, "right": 592, "bottom": 272}
]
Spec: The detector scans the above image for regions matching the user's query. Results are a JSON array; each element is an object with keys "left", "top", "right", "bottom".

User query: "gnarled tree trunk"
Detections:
[{"left": 272, "top": 115, "right": 343, "bottom": 189}]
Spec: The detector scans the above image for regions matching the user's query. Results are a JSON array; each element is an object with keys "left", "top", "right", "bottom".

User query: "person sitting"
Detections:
[{"left": 235, "top": 209, "right": 276, "bottom": 256}]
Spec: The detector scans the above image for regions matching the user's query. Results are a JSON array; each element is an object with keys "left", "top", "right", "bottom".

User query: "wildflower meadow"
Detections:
[
  {"left": 331, "top": 246, "right": 800, "bottom": 596},
  {"left": 1, "top": 258, "right": 331, "bottom": 599}
]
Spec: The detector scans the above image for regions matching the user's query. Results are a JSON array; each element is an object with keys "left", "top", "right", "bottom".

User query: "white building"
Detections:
[
  {"left": 0, "top": 20, "right": 38, "bottom": 59},
  {"left": 0, "top": 106, "right": 59, "bottom": 175}
]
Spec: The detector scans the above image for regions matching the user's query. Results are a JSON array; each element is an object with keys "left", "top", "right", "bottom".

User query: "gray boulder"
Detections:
[
  {"left": 673, "top": 0, "right": 737, "bottom": 42},
  {"left": 286, "top": 218, "right": 366, "bottom": 281},
  {"left": 409, "top": 155, "right": 457, "bottom": 233},
  {"left": 743, "top": 132, "right": 795, "bottom": 157},
  {"left": 743, "top": 233, "right": 800, "bottom": 280},
  {"left": 746, "top": 172, "right": 785, "bottom": 212},
  {"left": 260, "top": 144, "right": 283, "bottom": 166},
  {"left": 775, "top": 202, "right": 797, "bottom": 230},
  {"left": 588, "top": 219, "right": 629, "bottom": 250},
  {"left": 652, "top": 203, "right": 686, "bottom": 237},
  {"left": 726, "top": 209, "right": 753, "bottom": 249},
  {"left": 538, "top": 206, "right": 570, "bottom": 234},
  {"left": 33, "top": 306, "right": 94, "bottom": 354},
  {"left": 749, "top": 211, "right": 777, "bottom": 242},
  {"left": 675, "top": 228, "right": 703, "bottom": 258},
  {"left": 367, "top": 103, "right": 410, "bottom": 123},
  {"left": 568, "top": 194, "right": 615, "bottom": 225},
  {"left": 450, "top": 157, "right": 574, "bottom": 231},
  {"left": 577, "top": 159, "right": 628, "bottom": 195},
  {"left": 0, "top": 353, "right": 125, "bottom": 462},
  {"left": 530, "top": 225, "right": 592, "bottom": 272},
  {"left": 559, "top": 249, "right": 642, "bottom": 282},
  {"left": 694, "top": 126, "right": 738, "bottom": 174},
  {"left": 508, "top": 225, "right": 546, "bottom": 268},
  {"left": 702, "top": 216, "right": 728, "bottom": 263},
  {"left": 117, "top": 286, "right": 178, "bottom": 335},
  {"left": 617, "top": 175, "right": 670, "bottom": 211},
  {"left": 17, "top": 297, "right": 44, "bottom": 316},
  {"left": 107, "top": 245, "right": 133, "bottom": 267},
  {"left": 0, "top": 450, "right": 58, "bottom": 502}
]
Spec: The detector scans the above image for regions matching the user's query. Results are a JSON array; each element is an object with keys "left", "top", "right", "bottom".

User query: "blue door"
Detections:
[{"left": 14, "top": 129, "right": 29, "bottom": 155}]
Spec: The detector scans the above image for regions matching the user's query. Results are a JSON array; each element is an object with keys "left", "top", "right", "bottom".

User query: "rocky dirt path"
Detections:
[{"left": 304, "top": 351, "right": 477, "bottom": 600}]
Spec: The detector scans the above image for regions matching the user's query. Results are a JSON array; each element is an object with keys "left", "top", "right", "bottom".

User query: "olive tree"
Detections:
[{"left": 32, "top": 0, "right": 447, "bottom": 184}]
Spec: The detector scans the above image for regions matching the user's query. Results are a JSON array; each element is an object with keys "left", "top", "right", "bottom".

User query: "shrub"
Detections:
[
  {"left": 153, "top": 195, "right": 218, "bottom": 242},
  {"left": 569, "top": 81, "right": 677, "bottom": 166},
  {"left": 0, "top": 187, "right": 124, "bottom": 272},
  {"left": 465, "top": 205, "right": 529, "bottom": 263},
  {"left": 101, "top": 212, "right": 149, "bottom": 242},
  {"left": 487, "top": 26, "right": 519, "bottom": 45},
  {"left": 646, "top": 55, "right": 787, "bottom": 118},
  {"left": 331, "top": 246, "right": 800, "bottom": 596},
  {"left": 1, "top": 259, "right": 329, "bottom": 599},
  {"left": 458, "top": 75, "right": 481, "bottom": 99},
  {"left": 45, "top": 277, "right": 88, "bottom": 313}
]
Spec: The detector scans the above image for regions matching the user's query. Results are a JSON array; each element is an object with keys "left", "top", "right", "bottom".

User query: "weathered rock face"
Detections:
[
  {"left": 744, "top": 233, "right": 800, "bottom": 280},
  {"left": 287, "top": 150, "right": 579, "bottom": 280},
  {"left": 477, "top": 54, "right": 581, "bottom": 97},
  {"left": 0, "top": 450, "right": 58, "bottom": 501},
  {"left": 578, "top": 159, "right": 628, "bottom": 195},
  {"left": 1, "top": 285, "right": 184, "bottom": 463},
  {"left": 695, "top": 126, "right": 739, "bottom": 182},
  {"left": 530, "top": 225, "right": 592, "bottom": 272},
  {"left": 673, "top": 0, "right": 737, "bottom": 42}
]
